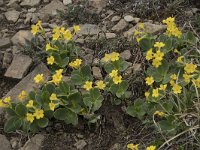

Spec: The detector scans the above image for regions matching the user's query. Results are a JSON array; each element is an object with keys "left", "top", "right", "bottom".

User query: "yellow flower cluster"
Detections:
[
  {"left": 0, "top": 96, "right": 11, "bottom": 108},
  {"left": 162, "top": 17, "right": 182, "bottom": 38},
  {"left": 26, "top": 109, "right": 44, "bottom": 123},
  {"left": 31, "top": 21, "right": 42, "bottom": 36},
  {"left": 18, "top": 90, "right": 28, "bottom": 101},
  {"left": 49, "top": 93, "right": 59, "bottom": 111},
  {"left": 34, "top": 74, "right": 44, "bottom": 84},
  {"left": 69, "top": 59, "right": 82, "bottom": 69},
  {"left": 127, "top": 143, "right": 139, "bottom": 150},
  {"left": 154, "top": 111, "right": 165, "bottom": 117},
  {"left": 133, "top": 23, "right": 146, "bottom": 42},
  {"left": 83, "top": 80, "right": 106, "bottom": 91},
  {"left": 109, "top": 70, "right": 122, "bottom": 84},
  {"left": 103, "top": 52, "right": 120, "bottom": 62},
  {"left": 51, "top": 69, "right": 63, "bottom": 85},
  {"left": 52, "top": 26, "right": 72, "bottom": 41}
]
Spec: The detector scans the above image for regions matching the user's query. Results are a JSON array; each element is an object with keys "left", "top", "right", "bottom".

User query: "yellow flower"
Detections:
[
  {"left": 170, "top": 74, "right": 177, "bottom": 80},
  {"left": 46, "top": 43, "right": 57, "bottom": 51},
  {"left": 18, "top": 90, "right": 28, "bottom": 101},
  {"left": 34, "top": 109, "right": 44, "bottom": 119},
  {"left": 26, "top": 113, "right": 35, "bottom": 123},
  {"left": 146, "top": 48, "right": 154, "bottom": 61},
  {"left": 127, "top": 143, "right": 139, "bottom": 150},
  {"left": 152, "top": 88, "right": 159, "bottom": 98},
  {"left": 192, "top": 77, "right": 200, "bottom": 88},
  {"left": 0, "top": 97, "right": 11, "bottom": 108},
  {"left": 154, "top": 42, "right": 165, "bottom": 49},
  {"left": 153, "top": 50, "right": 164, "bottom": 61},
  {"left": 26, "top": 100, "right": 34, "bottom": 108},
  {"left": 172, "top": 84, "right": 182, "bottom": 94},
  {"left": 145, "top": 91, "right": 150, "bottom": 99},
  {"left": 83, "top": 81, "right": 93, "bottom": 91},
  {"left": 138, "top": 23, "right": 145, "bottom": 29},
  {"left": 109, "top": 70, "right": 118, "bottom": 78},
  {"left": 31, "top": 25, "right": 39, "bottom": 36},
  {"left": 146, "top": 145, "right": 156, "bottom": 150},
  {"left": 177, "top": 56, "right": 184, "bottom": 63},
  {"left": 183, "top": 73, "right": 191, "bottom": 83},
  {"left": 96, "top": 80, "right": 106, "bottom": 90},
  {"left": 0, "top": 100, "right": 7, "bottom": 108},
  {"left": 36, "top": 20, "right": 42, "bottom": 27},
  {"left": 51, "top": 69, "right": 63, "bottom": 85},
  {"left": 49, "top": 102, "right": 56, "bottom": 111},
  {"left": 113, "top": 75, "right": 122, "bottom": 84},
  {"left": 145, "top": 76, "right": 154, "bottom": 86},
  {"left": 34, "top": 74, "right": 44, "bottom": 84},
  {"left": 184, "top": 63, "right": 197, "bottom": 74},
  {"left": 173, "top": 48, "right": 179, "bottom": 54},
  {"left": 47, "top": 56, "right": 55, "bottom": 65},
  {"left": 154, "top": 111, "right": 165, "bottom": 117},
  {"left": 163, "top": 17, "right": 175, "bottom": 24},
  {"left": 53, "top": 26, "right": 60, "bottom": 33},
  {"left": 50, "top": 93, "right": 58, "bottom": 101},
  {"left": 63, "top": 30, "right": 72, "bottom": 41},
  {"left": 170, "top": 80, "right": 175, "bottom": 86},
  {"left": 69, "top": 59, "right": 82, "bottom": 69},
  {"left": 152, "top": 59, "right": 162, "bottom": 68},
  {"left": 103, "top": 53, "right": 111, "bottom": 62},
  {"left": 159, "top": 84, "right": 167, "bottom": 91},
  {"left": 3, "top": 96, "right": 11, "bottom": 103},
  {"left": 110, "top": 52, "right": 119, "bottom": 62},
  {"left": 52, "top": 32, "right": 60, "bottom": 41},
  {"left": 73, "top": 25, "right": 80, "bottom": 33}
]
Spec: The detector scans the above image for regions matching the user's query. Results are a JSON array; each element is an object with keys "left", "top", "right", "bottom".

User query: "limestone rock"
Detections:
[
  {"left": 143, "top": 22, "right": 167, "bottom": 34},
  {"left": 106, "top": 33, "right": 116, "bottom": 39},
  {"left": 0, "top": 134, "right": 11, "bottom": 150},
  {"left": 74, "top": 140, "right": 87, "bottom": 150},
  {"left": 0, "top": 0, "right": 3, "bottom": 6},
  {"left": 20, "top": 0, "right": 41, "bottom": 7},
  {"left": 78, "top": 24, "right": 100, "bottom": 35},
  {"left": 63, "top": 0, "right": 72, "bottom": 5},
  {"left": 120, "top": 50, "right": 131, "bottom": 60},
  {"left": 11, "top": 30, "right": 33, "bottom": 45},
  {"left": 4, "top": 54, "right": 32, "bottom": 79},
  {"left": 111, "top": 19, "right": 128, "bottom": 32},
  {"left": 2, "top": 52, "right": 12, "bottom": 68},
  {"left": 92, "top": 66, "right": 102, "bottom": 79},
  {"left": 88, "top": 0, "right": 107, "bottom": 12},
  {"left": 4, "top": 10, "right": 20, "bottom": 23},
  {"left": 124, "top": 15, "right": 134, "bottom": 22},
  {"left": 22, "top": 134, "right": 45, "bottom": 150},
  {"left": 0, "top": 38, "right": 11, "bottom": 48},
  {"left": 111, "top": 15, "right": 121, "bottom": 22}
]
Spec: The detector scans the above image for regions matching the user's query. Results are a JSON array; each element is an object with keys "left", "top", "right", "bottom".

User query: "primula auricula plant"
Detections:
[
  {"left": 127, "top": 17, "right": 200, "bottom": 147},
  {"left": 1, "top": 21, "right": 130, "bottom": 133}
]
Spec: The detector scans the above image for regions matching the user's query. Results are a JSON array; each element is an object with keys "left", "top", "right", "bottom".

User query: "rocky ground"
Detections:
[{"left": 0, "top": 0, "right": 200, "bottom": 149}]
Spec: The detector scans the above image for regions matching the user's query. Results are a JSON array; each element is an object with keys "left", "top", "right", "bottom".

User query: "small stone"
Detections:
[
  {"left": 120, "top": 50, "right": 131, "bottom": 60},
  {"left": 92, "top": 58, "right": 100, "bottom": 66},
  {"left": 2, "top": 52, "right": 12, "bottom": 68},
  {"left": 22, "top": 134, "right": 45, "bottom": 150},
  {"left": 11, "top": 30, "right": 33, "bottom": 45},
  {"left": 5, "top": 10, "right": 20, "bottom": 23},
  {"left": 106, "top": 33, "right": 116, "bottom": 39},
  {"left": 125, "top": 63, "right": 141, "bottom": 75},
  {"left": 74, "top": 140, "right": 87, "bottom": 150},
  {"left": 124, "top": 15, "right": 134, "bottom": 22},
  {"left": 123, "top": 26, "right": 135, "bottom": 40},
  {"left": 7, "top": 0, "right": 20, "bottom": 6},
  {"left": 0, "top": 134, "right": 11, "bottom": 150},
  {"left": 88, "top": 0, "right": 107, "bottom": 12},
  {"left": 111, "top": 15, "right": 121, "bottom": 22},
  {"left": 0, "top": 38, "right": 11, "bottom": 48},
  {"left": 24, "top": 13, "right": 32, "bottom": 24},
  {"left": 111, "top": 19, "right": 128, "bottom": 32},
  {"left": 132, "top": 17, "right": 140, "bottom": 23},
  {"left": 83, "top": 54, "right": 93, "bottom": 65},
  {"left": 92, "top": 66, "right": 102, "bottom": 79},
  {"left": 10, "top": 137, "right": 20, "bottom": 149},
  {"left": 63, "top": 0, "right": 72, "bottom": 5},
  {"left": 142, "top": 22, "right": 166, "bottom": 34},
  {"left": 20, "top": 0, "right": 41, "bottom": 7},
  {"left": 78, "top": 24, "right": 100, "bottom": 35},
  {"left": 0, "top": 0, "right": 4, "bottom": 6},
  {"left": 28, "top": 8, "right": 36, "bottom": 13},
  {"left": 4, "top": 54, "right": 32, "bottom": 79},
  {"left": 110, "top": 143, "right": 122, "bottom": 150}
]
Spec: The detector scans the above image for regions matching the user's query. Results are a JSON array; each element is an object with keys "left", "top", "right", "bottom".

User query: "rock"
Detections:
[
  {"left": 92, "top": 58, "right": 100, "bottom": 66},
  {"left": 111, "top": 19, "right": 128, "bottom": 32},
  {"left": 142, "top": 22, "right": 166, "bottom": 34},
  {"left": 4, "top": 10, "right": 20, "bottom": 23},
  {"left": 125, "top": 63, "right": 142, "bottom": 75},
  {"left": 11, "top": 30, "right": 33, "bottom": 45},
  {"left": 2, "top": 63, "right": 50, "bottom": 105},
  {"left": 83, "top": 54, "right": 93, "bottom": 65},
  {"left": 132, "top": 17, "right": 140, "bottom": 23},
  {"left": 120, "top": 50, "right": 131, "bottom": 60},
  {"left": 78, "top": 24, "right": 100, "bottom": 35},
  {"left": 124, "top": 15, "right": 134, "bottom": 22},
  {"left": 92, "top": 66, "right": 102, "bottom": 79},
  {"left": 2, "top": 52, "right": 12, "bottom": 68},
  {"left": 22, "top": 134, "right": 45, "bottom": 150},
  {"left": 28, "top": 8, "right": 36, "bottom": 13},
  {"left": 7, "top": 0, "right": 20, "bottom": 6},
  {"left": 111, "top": 15, "right": 121, "bottom": 22},
  {"left": 123, "top": 26, "right": 135, "bottom": 40},
  {"left": 24, "top": 13, "right": 32, "bottom": 24},
  {"left": 106, "top": 33, "right": 116, "bottom": 39},
  {"left": 74, "top": 140, "right": 87, "bottom": 150},
  {"left": 63, "top": 0, "right": 72, "bottom": 5},
  {"left": 10, "top": 137, "right": 21, "bottom": 149},
  {"left": 110, "top": 143, "right": 122, "bottom": 150},
  {"left": 39, "top": 0, "right": 66, "bottom": 19},
  {"left": 0, "top": 134, "right": 11, "bottom": 150},
  {"left": 0, "top": 0, "right": 3, "bottom": 6},
  {"left": 0, "top": 38, "right": 11, "bottom": 48},
  {"left": 4, "top": 54, "right": 32, "bottom": 79},
  {"left": 20, "top": 0, "right": 41, "bottom": 7},
  {"left": 88, "top": 0, "right": 107, "bottom": 12}
]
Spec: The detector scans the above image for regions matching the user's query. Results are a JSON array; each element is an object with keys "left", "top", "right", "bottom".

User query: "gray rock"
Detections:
[
  {"left": 111, "top": 19, "right": 128, "bottom": 32},
  {"left": 7, "top": 0, "right": 20, "bottom": 6},
  {"left": 106, "top": 33, "right": 116, "bottom": 39},
  {"left": 4, "top": 10, "right": 20, "bottom": 23},
  {"left": 0, "top": 134, "right": 11, "bottom": 150},
  {"left": 22, "top": 134, "right": 45, "bottom": 150},
  {"left": 88, "top": 0, "right": 107, "bottom": 12},
  {"left": 0, "top": 38, "right": 11, "bottom": 48},
  {"left": 63, "top": 0, "right": 72, "bottom": 5},
  {"left": 110, "top": 143, "right": 122, "bottom": 150},
  {"left": 0, "top": 0, "right": 4, "bottom": 6},
  {"left": 2, "top": 63, "right": 50, "bottom": 104},
  {"left": 124, "top": 15, "right": 134, "bottom": 22},
  {"left": 4, "top": 54, "right": 32, "bottom": 79},
  {"left": 2, "top": 52, "right": 12, "bottom": 68},
  {"left": 123, "top": 26, "right": 135, "bottom": 40},
  {"left": 28, "top": 8, "right": 36, "bottom": 13},
  {"left": 92, "top": 58, "right": 100, "bottom": 66},
  {"left": 142, "top": 22, "right": 166, "bottom": 34},
  {"left": 83, "top": 54, "right": 93, "bottom": 65},
  {"left": 20, "top": 0, "right": 41, "bottom": 7},
  {"left": 39, "top": 0, "right": 66, "bottom": 19},
  {"left": 24, "top": 13, "right": 32, "bottom": 24},
  {"left": 92, "top": 66, "right": 102, "bottom": 79},
  {"left": 74, "top": 140, "right": 87, "bottom": 150},
  {"left": 10, "top": 137, "right": 21, "bottom": 149},
  {"left": 111, "top": 15, "right": 121, "bottom": 22},
  {"left": 120, "top": 50, "right": 131, "bottom": 60},
  {"left": 78, "top": 24, "right": 100, "bottom": 35},
  {"left": 11, "top": 30, "right": 33, "bottom": 45},
  {"left": 125, "top": 63, "right": 141, "bottom": 75},
  {"left": 132, "top": 17, "right": 140, "bottom": 23}
]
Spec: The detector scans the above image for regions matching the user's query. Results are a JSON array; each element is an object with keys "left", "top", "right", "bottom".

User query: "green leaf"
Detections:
[
  {"left": 158, "top": 120, "right": 175, "bottom": 131},
  {"left": 37, "top": 118, "right": 49, "bottom": 128},
  {"left": 54, "top": 108, "right": 69, "bottom": 120},
  {"left": 60, "top": 57, "right": 69, "bottom": 68},
  {"left": 157, "top": 59, "right": 169, "bottom": 76},
  {"left": 29, "top": 91, "right": 36, "bottom": 100},
  {"left": 64, "top": 109, "right": 78, "bottom": 125},
  {"left": 139, "top": 37, "right": 153, "bottom": 51},
  {"left": 4, "top": 116, "right": 22, "bottom": 133},
  {"left": 45, "top": 83, "right": 55, "bottom": 94},
  {"left": 5, "top": 108, "right": 16, "bottom": 116},
  {"left": 15, "top": 104, "right": 27, "bottom": 117},
  {"left": 185, "top": 31, "right": 196, "bottom": 44},
  {"left": 164, "top": 38, "right": 173, "bottom": 52}
]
